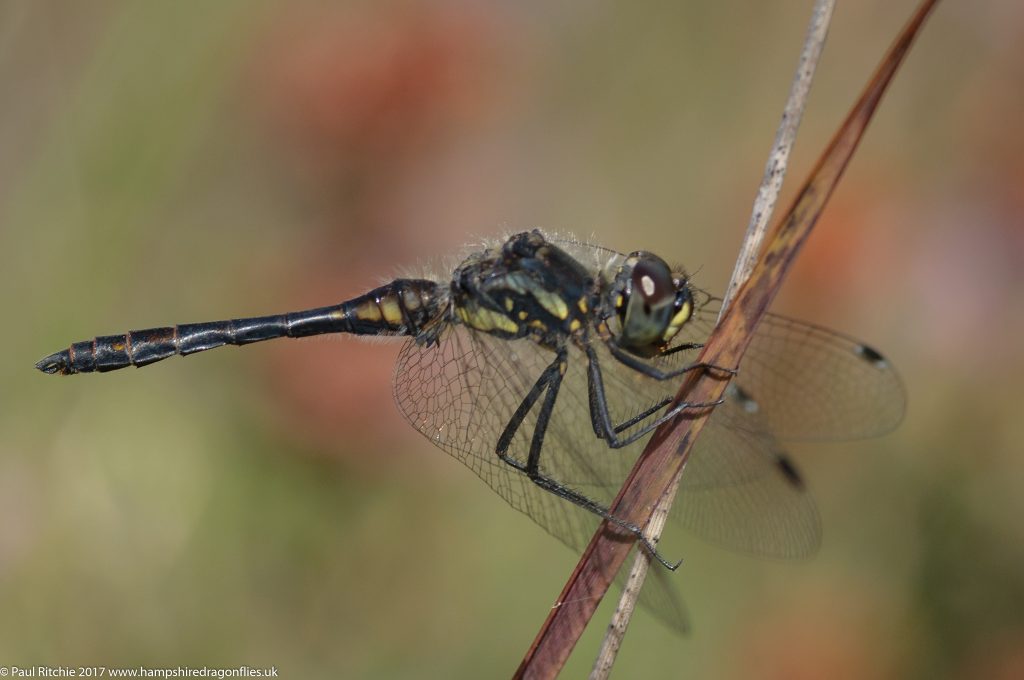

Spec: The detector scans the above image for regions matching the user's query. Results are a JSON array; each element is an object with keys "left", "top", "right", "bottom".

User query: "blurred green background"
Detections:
[{"left": 3, "top": 1, "right": 1023, "bottom": 678}]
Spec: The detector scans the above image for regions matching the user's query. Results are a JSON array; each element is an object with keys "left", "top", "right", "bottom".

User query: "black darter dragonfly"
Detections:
[{"left": 37, "top": 229, "right": 904, "bottom": 629}]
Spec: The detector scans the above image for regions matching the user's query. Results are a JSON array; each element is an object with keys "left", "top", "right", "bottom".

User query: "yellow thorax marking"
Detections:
[
  {"left": 461, "top": 304, "right": 519, "bottom": 334},
  {"left": 532, "top": 289, "right": 569, "bottom": 320}
]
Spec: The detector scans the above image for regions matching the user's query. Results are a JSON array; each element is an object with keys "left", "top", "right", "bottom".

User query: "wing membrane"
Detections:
[
  {"left": 392, "top": 236, "right": 902, "bottom": 631},
  {"left": 393, "top": 323, "right": 821, "bottom": 558},
  {"left": 685, "top": 300, "right": 906, "bottom": 441}
]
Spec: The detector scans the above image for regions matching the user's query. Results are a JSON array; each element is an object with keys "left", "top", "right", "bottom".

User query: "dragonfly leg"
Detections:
[
  {"left": 586, "top": 344, "right": 722, "bottom": 449},
  {"left": 611, "top": 397, "right": 673, "bottom": 434},
  {"left": 660, "top": 341, "right": 704, "bottom": 356},
  {"left": 495, "top": 346, "right": 681, "bottom": 571},
  {"left": 605, "top": 339, "right": 737, "bottom": 381}
]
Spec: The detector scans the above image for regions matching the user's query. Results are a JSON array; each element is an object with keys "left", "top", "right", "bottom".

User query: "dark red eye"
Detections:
[{"left": 631, "top": 258, "right": 673, "bottom": 305}]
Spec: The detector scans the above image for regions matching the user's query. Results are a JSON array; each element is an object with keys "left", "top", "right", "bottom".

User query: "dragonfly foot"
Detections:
[{"left": 637, "top": 535, "right": 682, "bottom": 571}]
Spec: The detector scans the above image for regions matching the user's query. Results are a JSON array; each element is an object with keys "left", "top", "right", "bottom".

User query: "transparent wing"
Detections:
[
  {"left": 393, "top": 322, "right": 821, "bottom": 559},
  {"left": 669, "top": 415, "right": 822, "bottom": 558},
  {"left": 684, "top": 300, "right": 906, "bottom": 441},
  {"left": 394, "top": 326, "right": 608, "bottom": 554},
  {"left": 590, "top": 340, "right": 823, "bottom": 559},
  {"left": 394, "top": 325, "right": 699, "bottom": 631}
]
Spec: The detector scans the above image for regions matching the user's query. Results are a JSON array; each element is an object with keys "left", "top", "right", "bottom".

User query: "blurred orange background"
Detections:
[{"left": 2, "top": 1, "right": 1023, "bottom": 678}]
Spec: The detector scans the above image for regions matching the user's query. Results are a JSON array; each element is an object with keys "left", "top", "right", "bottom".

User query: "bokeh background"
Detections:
[{"left": 2, "top": 1, "right": 1023, "bottom": 678}]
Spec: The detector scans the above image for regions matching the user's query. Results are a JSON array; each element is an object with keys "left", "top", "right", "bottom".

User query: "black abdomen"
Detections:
[{"left": 36, "top": 279, "right": 445, "bottom": 375}]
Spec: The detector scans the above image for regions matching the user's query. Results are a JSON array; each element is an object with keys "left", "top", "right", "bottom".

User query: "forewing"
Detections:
[{"left": 686, "top": 301, "right": 906, "bottom": 441}]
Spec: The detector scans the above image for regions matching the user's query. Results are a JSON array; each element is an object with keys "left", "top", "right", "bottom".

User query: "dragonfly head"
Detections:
[{"left": 611, "top": 252, "right": 693, "bottom": 357}]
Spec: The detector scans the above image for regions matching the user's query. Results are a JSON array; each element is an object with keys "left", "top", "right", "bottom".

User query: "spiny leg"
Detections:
[
  {"left": 586, "top": 344, "right": 722, "bottom": 449},
  {"left": 661, "top": 341, "right": 704, "bottom": 356},
  {"left": 495, "top": 347, "right": 680, "bottom": 570},
  {"left": 612, "top": 396, "right": 673, "bottom": 435},
  {"left": 605, "top": 339, "right": 736, "bottom": 381}
]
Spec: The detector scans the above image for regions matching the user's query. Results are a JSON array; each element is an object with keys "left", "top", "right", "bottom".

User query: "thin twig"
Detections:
[
  {"left": 720, "top": 0, "right": 837, "bottom": 315},
  {"left": 591, "top": 2, "right": 835, "bottom": 676}
]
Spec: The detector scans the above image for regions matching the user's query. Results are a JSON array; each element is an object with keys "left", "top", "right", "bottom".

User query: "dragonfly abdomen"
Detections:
[{"left": 36, "top": 279, "right": 445, "bottom": 375}]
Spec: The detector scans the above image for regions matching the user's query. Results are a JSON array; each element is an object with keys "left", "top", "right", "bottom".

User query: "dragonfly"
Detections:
[{"left": 37, "top": 229, "right": 904, "bottom": 630}]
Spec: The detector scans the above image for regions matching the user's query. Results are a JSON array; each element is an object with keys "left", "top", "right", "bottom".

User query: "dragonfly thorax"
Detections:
[{"left": 450, "top": 231, "right": 594, "bottom": 343}]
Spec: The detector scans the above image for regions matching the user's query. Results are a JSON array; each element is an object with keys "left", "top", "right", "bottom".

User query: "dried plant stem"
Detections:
[
  {"left": 590, "top": 3, "right": 835, "bottom": 676},
  {"left": 720, "top": 0, "right": 837, "bottom": 313}
]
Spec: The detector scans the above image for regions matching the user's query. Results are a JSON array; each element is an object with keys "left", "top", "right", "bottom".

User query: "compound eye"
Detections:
[
  {"left": 614, "top": 255, "right": 678, "bottom": 355},
  {"left": 631, "top": 258, "right": 674, "bottom": 311}
]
